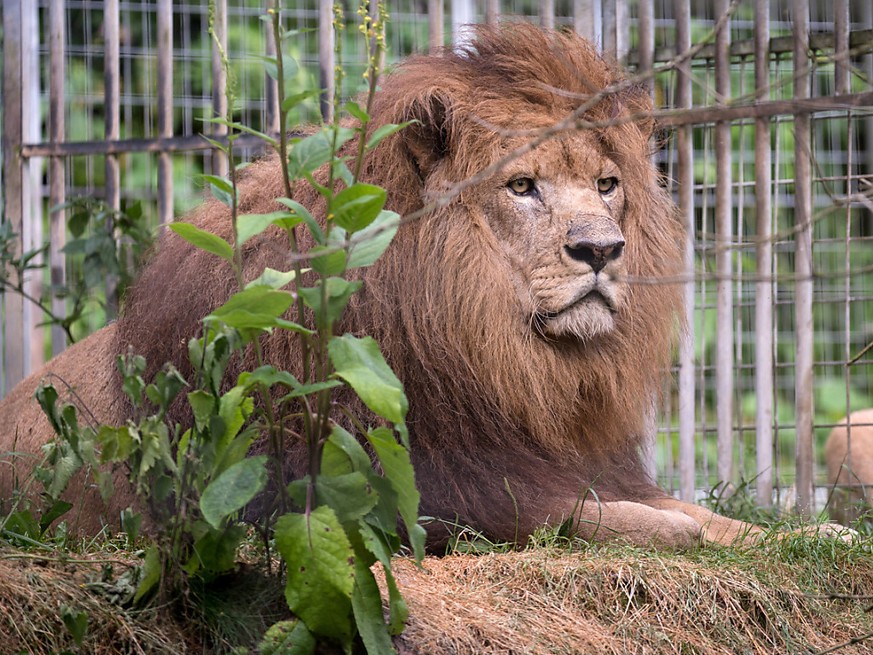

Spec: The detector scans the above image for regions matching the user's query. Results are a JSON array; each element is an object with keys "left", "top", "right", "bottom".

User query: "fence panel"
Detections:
[{"left": 1, "top": 0, "right": 871, "bottom": 513}]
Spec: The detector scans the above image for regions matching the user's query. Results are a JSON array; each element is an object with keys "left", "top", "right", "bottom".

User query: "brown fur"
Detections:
[
  {"left": 825, "top": 409, "right": 873, "bottom": 525},
  {"left": 1, "top": 25, "right": 768, "bottom": 548}
]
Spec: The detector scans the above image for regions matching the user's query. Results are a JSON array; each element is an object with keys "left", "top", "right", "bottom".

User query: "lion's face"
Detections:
[{"left": 483, "top": 133, "right": 628, "bottom": 341}]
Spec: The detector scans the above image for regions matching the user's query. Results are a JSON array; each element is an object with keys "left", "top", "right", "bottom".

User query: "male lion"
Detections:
[{"left": 1, "top": 24, "right": 768, "bottom": 549}]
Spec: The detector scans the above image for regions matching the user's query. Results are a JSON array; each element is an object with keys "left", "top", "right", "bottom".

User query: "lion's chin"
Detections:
[{"left": 537, "top": 294, "right": 617, "bottom": 340}]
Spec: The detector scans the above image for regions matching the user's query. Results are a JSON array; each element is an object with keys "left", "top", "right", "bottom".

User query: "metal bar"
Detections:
[
  {"left": 754, "top": 0, "right": 774, "bottom": 506},
  {"left": 157, "top": 0, "right": 174, "bottom": 227},
  {"left": 428, "top": 0, "right": 444, "bottom": 51},
  {"left": 638, "top": 0, "right": 655, "bottom": 96},
  {"left": 602, "top": 0, "right": 616, "bottom": 58},
  {"left": 834, "top": 0, "right": 849, "bottom": 95},
  {"left": 211, "top": 0, "right": 229, "bottom": 177},
  {"left": 714, "top": 0, "right": 734, "bottom": 488},
  {"left": 574, "top": 0, "right": 596, "bottom": 43},
  {"left": 264, "top": 10, "right": 280, "bottom": 136},
  {"left": 2, "top": 0, "right": 25, "bottom": 394},
  {"left": 318, "top": 0, "right": 335, "bottom": 122},
  {"left": 541, "top": 0, "right": 555, "bottom": 30},
  {"left": 49, "top": 0, "right": 67, "bottom": 356},
  {"left": 104, "top": 0, "right": 120, "bottom": 318},
  {"left": 484, "top": 0, "right": 499, "bottom": 27},
  {"left": 451, "top": 0, "right": 475, "bottom": 46},
  {"left": 21, "top": 0, "right": 41, "bottom": 372},
  {"left": 792, "top": 0, "right": 815, "bottom": 516},
  {"left": 675, "top": 0, "right": 696, "bottom": 503},
  {"left": 19, "top": 89, "right": 873, "bottom": 160}
]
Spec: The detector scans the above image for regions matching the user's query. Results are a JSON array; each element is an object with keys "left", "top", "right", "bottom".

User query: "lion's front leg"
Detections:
[
  {"left": 566, "top": 499, "right": 703, "bottom": 549},
  {"left": 640, "top": 497, "right": 765, "bottom": 546}
]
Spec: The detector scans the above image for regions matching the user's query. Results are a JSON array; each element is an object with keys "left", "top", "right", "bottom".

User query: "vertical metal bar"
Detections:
[
  {"left": 714, "top": 0, "right": 734, "bottom": 488},
  {"left": 638, "top": 0, "right": 654, "bottom": 96},
  {"left": 1, "top": 0, "right": 25, "bottom": 394},
  {"left": 157, "top": 0, "right": 174, "bottom": 227},
  {"left": 792, "top": 0, "right": 814, "bottom": 516},
  {"left": 21, "top": 0, "right": 41, "bottom": 371},
  {"left": 211, "top": 0, "right": 229, "bottom": 176},
  {"left": 602, "top": 0, "right": 617, "bottom": 58},
  {"left": 541, "top": 0, "right": 555, "bottom": 30},
  {"left": 754, "top": 0, "right": 774, "bottom": 507},
  {"left": 264, "top": 11, "right": 280, "bottom": 136},
  {"left": 104, "top": 0, "right": 120, "bottom": 319},
  {"left": 834, "top": 0, "right": 849, "bottom": 95},
  {"left": 574, "top": 0, "right": 596, "bottom": 43},
  {"left": 675, "top": 0, "right": 696, "bottom": 503},
  {"left": 451, "top": 0, "right": 475, "bottom": 46},
  {"left": 484, "top": 0, "right": 499, "bottom": 27},
  {"left": 428, "top": 0, "right": 444, "bottom": 51},
  {"left": 49, "top": 0, "right": 67, "bottom": 356},
  {"left": 318, "top": 0, "right": 335, "bottom": 122}
]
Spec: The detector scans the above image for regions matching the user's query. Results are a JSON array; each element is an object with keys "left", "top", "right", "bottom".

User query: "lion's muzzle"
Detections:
[{"left": 564, "top": 219, "right": 625, "bottom": 273}]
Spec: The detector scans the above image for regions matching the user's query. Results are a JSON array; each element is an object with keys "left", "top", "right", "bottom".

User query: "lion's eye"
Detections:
[
  {"left": 597, "top": 176, "right": 618, "bottom": 195},
  {"left": 508, "top": 178, "right": 536, "bottom": 196}
]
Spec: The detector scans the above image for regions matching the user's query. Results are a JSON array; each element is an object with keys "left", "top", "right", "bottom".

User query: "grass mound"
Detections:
[
  {"left": 392, "top": 538, "right": 873, "bottom": 655},
  {"left": 1, "top": 534, "right": 871, "bottom": 654}
]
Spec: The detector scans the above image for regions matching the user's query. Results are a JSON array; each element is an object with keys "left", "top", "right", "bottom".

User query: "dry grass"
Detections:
[
  {"left": 0, "top": 553, "right": 194, "bottom": 654},
  {"left": 1, "top": 537, "right": 871, "bottom": 654},
  {"left": 391, "top": 541, "right": 873, "bottom": 655}
]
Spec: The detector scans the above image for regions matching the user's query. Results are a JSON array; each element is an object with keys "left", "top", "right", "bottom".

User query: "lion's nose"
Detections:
[{"left": 564, "top": 234, "right": 625, "bottom": 273}]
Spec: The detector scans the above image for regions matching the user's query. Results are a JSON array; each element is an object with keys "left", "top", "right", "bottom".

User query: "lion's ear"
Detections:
[{"left": 402, "top": 92, "right": 452, "bottom": 179}]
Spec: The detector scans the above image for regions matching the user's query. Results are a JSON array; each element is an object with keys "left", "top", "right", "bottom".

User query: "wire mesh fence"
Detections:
[{"left": 1, "top": 0, "right": 872, "bottom": 514}]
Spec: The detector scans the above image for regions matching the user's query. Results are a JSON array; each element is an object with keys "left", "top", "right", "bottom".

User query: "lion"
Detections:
[
  {"left": 825, "top": 409, "right": 873, "bottom": 525},
  {"left": 1, "top": 24, "right": 772, "bottom": 549}
]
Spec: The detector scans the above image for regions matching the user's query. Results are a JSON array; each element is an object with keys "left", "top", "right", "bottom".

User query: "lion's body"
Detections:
[
  {"left": 1, "top": 24, "right": 765, "bottom": 548},
  {"left": 825, "top": 409, "right": 873, "bottom": 525}
]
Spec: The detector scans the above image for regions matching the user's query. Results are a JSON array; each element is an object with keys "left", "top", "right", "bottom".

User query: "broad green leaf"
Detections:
[
  {"left": 331, "top": 183, "right": 386, "bottom": 233},
  {"left": 348, "top": 210, "right": 399, "bottom": 268},
  {"left": 309, "top": 245, "right": 347, "bottom": 276},
  {"left": 287, "top": 128, "right": 354, "bottom": 179},
  {"left": 344, "top": 101, "right": 369, "bottom": 123},
  {"left": 367, "top": 427, "right": 425, "bottom": 561},
  {"left": 258, "top": 53, "right": 298, "bottom": 83},
  {"left": 328, "top": 335, "right": 407, "bottom": 425},
  {"left": 238, "top": 365, "right": 300, "bottom": 391},
  {"left": 298, "top": 278, "right": 362, "bottom": 326},
  {"left": 275, "top": 508, "right": 355, "bottom": 642},
  {"left": 134, "top": 545, "right": 162, "bottom": 604},
  {"left": 200, "top": 456, "right": 268, "bottom": 529},
  {"left": 188, "top": 390, "right": 216, "bottom": 432},
  {"left": 60, "top": 604, "right": 89, "bottom": 647},
  {"left": 366, "top": 121, "right": 416, "bottom": 151},
  {"left": 39, "top": 499, "right": 73, "bottom": 534},
  {"left": 315, "top": 472, "right": 378, "bottom": 524},
  {"left": 237, "top": 211, "right": 294, "bottom": 245},
  {"left": 198, "top": 173, "right": 236, "bottom": 206},
  {"left": 282, "top": 379, "right": 342, "bottom": 399},
  {"left": 188, "top": 523, "right": 248, "bottom": 574},
  {"left": 206, "top": 287, "right": 294, "bottom": 330},
  {"left": 322, "top": 424, "right": 372, "bottom": 475},
  {"left": 281, "top": 90, "right": 320, "bottom": 115},
  {"left": 259, "top": 619, "right": 316, "bottom": 655},
  {"left": 169, "top": 222, "right": 234, "bottom": 262},
  {"left": 274, "top": 198, "right": 321, "bottom": 240},
  {"left": 351, "top": 560, "right": 395, "bottom": 655},
  {"left": 246, "top": 267, "right": 298, "bottom": 290}
]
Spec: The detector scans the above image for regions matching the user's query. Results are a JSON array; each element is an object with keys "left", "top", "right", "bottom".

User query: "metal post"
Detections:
[
  {"left": 157, "top": 0, "right": 174, "bottom": 227},
  {"left": 428, "top": 0, "right": 444, "bottom": 51},
  {"left": 540, "top": 0, "right": 555, "bottom": 30},
  {"left": 792, "top": 0, "right": 815, "bottom": 516},
  {"left": 49, "top": 0, "right": 67, "bottom": 356},
  {"left": 104, "top": 0, "right": 121, "bottom": 318},
  {"left": 754, "top": 0, "right": 774, "bottom": 507},
  {"left": 675, "top": 0, "right": 696, "bottom": 502},
  {"left": 318, "top": 0, "right": 335, "bottom": 122},
  {"left": 574, "top": 0, "right": 597, "bottom": 43},
  {"left": 451, "top": 0, "right": 475, "bottom": 46},
  {"left": 211, "top": 0, "right": 229, "bottom": 177},
  {"left": 714, "top": 0, "right": 735, "bottom": 488},
  {"left": 264, "top": 11, "right": 280, "bottom": 136}
]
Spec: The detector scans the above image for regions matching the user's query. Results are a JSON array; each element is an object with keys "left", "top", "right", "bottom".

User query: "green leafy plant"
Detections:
[{"left": 28, "top": 2, "right": 422, "bottom": 652}]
